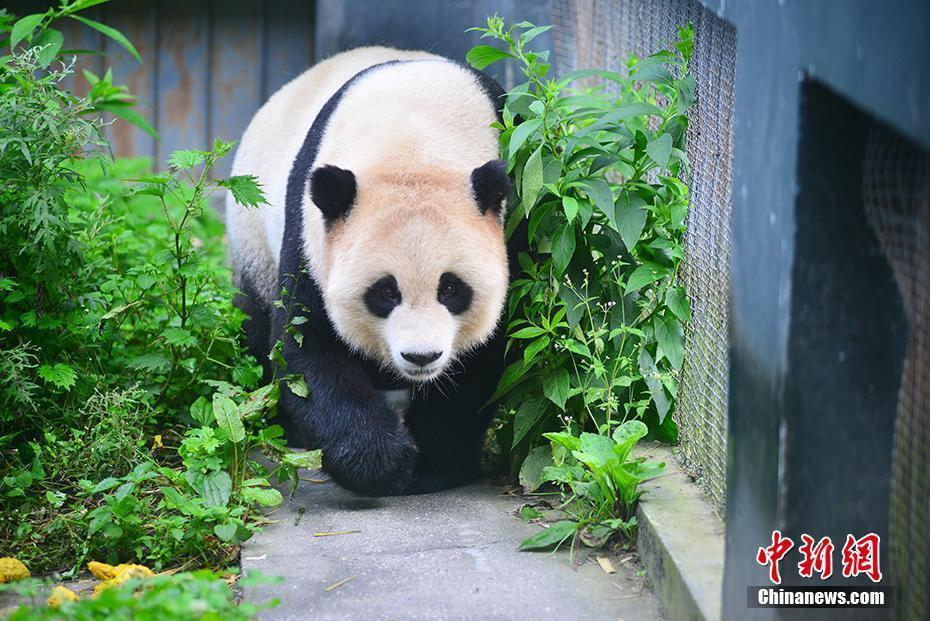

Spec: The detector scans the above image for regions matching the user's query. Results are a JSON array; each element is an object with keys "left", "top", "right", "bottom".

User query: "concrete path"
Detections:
[{"left": 242, "top": 473, "right": 663, "bottom": 621}]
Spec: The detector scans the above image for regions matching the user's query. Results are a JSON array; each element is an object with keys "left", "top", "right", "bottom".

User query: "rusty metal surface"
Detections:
[
  {"left": 102, "top": 0, "right": 157, "bottom": 160},
  {"left": 209, "top": 0, "right": 263, "bottom": 178},
  {"left": 3, "top": 1, "right": 315, "bottom": 168},
  {"left": 156, "top": 0, "right": 210, "bottom": 165},
  {"left": 262, "top": 0, "right": 315, "bottom": 100}
]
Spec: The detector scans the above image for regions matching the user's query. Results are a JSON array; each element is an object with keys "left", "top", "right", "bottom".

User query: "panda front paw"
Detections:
[{"left": 322, "top": 425, "right": 418, "bottom": 496}]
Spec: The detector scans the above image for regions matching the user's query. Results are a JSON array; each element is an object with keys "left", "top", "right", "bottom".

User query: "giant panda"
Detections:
[{"left": 226, "top": 47, "right": 520, "bottom": 496}]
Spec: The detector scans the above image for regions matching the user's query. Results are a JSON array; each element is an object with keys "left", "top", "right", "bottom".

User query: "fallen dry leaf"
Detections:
[{"left": 596, "top": 556, "right": 617, "bottom": 574}]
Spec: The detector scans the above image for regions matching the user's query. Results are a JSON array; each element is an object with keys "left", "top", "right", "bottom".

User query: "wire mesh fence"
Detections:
[
  {"left": 863, "top": 124, "right": 929, "bottom": 621},
  {"left": 549, "top": 0, "right": 736, "bottom": 512}
]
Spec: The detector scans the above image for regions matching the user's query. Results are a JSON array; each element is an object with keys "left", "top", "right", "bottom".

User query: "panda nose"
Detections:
[{"left": 401, "top": 351, "right": 442, "bottom": 367}]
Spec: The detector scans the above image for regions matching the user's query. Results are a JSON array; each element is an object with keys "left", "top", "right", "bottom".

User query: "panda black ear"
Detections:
[
  {"left": 310, "top": 165, "right": 356, "bottom": 226},
  {"left": 471, "top": 159, "right": 511, "bottom": 217}
]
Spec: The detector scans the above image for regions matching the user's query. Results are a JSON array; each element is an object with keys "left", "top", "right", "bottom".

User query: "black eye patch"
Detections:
[
  {"left": 437, "top": 272, "right": 473, "bottom": 315},
  {"left": 364, "top": 275, "right": 401, "bottom": 318}
]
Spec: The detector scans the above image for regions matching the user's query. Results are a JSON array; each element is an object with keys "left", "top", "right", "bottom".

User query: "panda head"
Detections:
[{"left": 309, "top": 160, "right": 511, "bottom": 382}]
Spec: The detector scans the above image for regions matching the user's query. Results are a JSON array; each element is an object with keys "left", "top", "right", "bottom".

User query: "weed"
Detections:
[
  {"left": 0, "top": 0, "right": 311, "bottom": 590},
  {"left": 468, "top": 17, "right": 692, "bottom": 548}
]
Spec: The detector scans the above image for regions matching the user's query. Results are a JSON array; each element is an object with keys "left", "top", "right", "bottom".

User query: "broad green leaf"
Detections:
[
  {"left": 670, "top": 201, "right": 688, "bottom": 230},
  {"left": 33, "top": 28, "right": 63, "bottom": 67},
  {"left": 168, "top": 149, "right": 205, "bottom": 170},
  {"left": 551, "top": 223, "right": 575, "bottom": 276},
  {"left": 562, "top": 195, "right": 579, "bottom": 223},
  {"left": 625, "top": 263, "right": 670, "bottom": 293},
  {"left": 639, "top": 349, "right": 670, "bottom": 423},
  {"left": 564, "top": 339, "right": 591, "bottom": 359},
  {"left": 519, "top": 24, "right": 552, "bottom": 46},
  {"left": 202, "top": 470, "right": 232, "bottom": 507},
  {"left": 510, "top": 326, "right": 546, "bottom": 339},
  {"left": 465, "top": 44, "right": 512, "bottom": 70},
  {"left": 631, "top": 56, "right": 674, "bottom": 83},
  {"left": 96, "top": 102, "right": 159, "bottom": 138},
  {"left": 189, "top": 396, "right": 212, "bottom": 426},
  {"left": 677, "top": 74, "right": 696, "bottom": 112},
  {"left": 655, "top": 314, "right": 684, "bottom": 369},
  {"left": 213, "top": 394, "right": 245, "bottom": 443},
  {"left": 571, "top": 102, "right": 661, "bottom": 127},
  {"left": 543, "top": 431, "right": 581, "bottom": 451},
  {"left": 523, "top": 335, "right": 551, "bottom": 366},
  {"left": 213, "top": 522, "right": 237, "bottom": 542},
  {"left": 665, "top": 286, "right": 691, "bottom": 321},
  {"left": 69, "top": 14, "right": 141, "bottom": 62},
  {"left": 512, "top": 399, "right": 546, "bottom": 448},
  {"left": 580, "top": 178, "right": 613, "bottom": 222},
  {"left": 519, "top": 520, "right": 578, "bottom": 551},
  {"left": 519, "top": 505, "right": 544, "bottom": 522},
  {"left": 612, "top": 420, "right": 648, "bottom": 459},
  {"left": 162, "top": 327, "right": 196, "bottom": 348},
  {"left": 127, "top": 353, "right": 171, "bottom": 372},
  {"left": 282, "top": 449, "right": 323, "bottom": 470},
  {"left": 242, "top": 485, "right": 283, "bottom": 507},
  {"left": 646, "top": 133, "right": 673, "bottom": 168},
  {"left": 218, "top": 175, "right": 268, "bottom": 208},
  {"left": 615, "top": 191, "right": 647, "bottom": 251},
  {"left": 490, "top": 360, "right": 529, "bottom": 401},
  {"left": 508, "top": 118, "right": 542, "bottom": 159},
  {"left": 577, "top": 432, "right": 616, "bottom": 468},
  {"left": 91, "top": 477, "right": 121, "bottom": 493},
  {"left": 519, "top": 445, "right": 553, "bottom": 493},
  {"left": 38, "top": 363, "right": 76, "bottom": 390},
  {"left": 238, "top": 383, "right": 278, "bottom": 419},
  {"left": 286, "top": 375, "right": 309, "bottom": 398},
  {"left": 160, "top": 487, "right": 196, "bottom": 514},
  {"left": 521, "top": 145, "right": 544, "bottom": 210},
  {"left": 10, "top": 14, "right": 46, "bottom": 49},
  {"left": 543, "top": 368, "right": 571, "bottom": 410}
]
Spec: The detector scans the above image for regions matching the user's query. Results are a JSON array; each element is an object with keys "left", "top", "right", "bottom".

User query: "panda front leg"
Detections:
[
  {"left": 401, "top": 334, "right": 505, "bottom": 494},
  {"left": 273, "top": 308, "right": 418, "bottom": 497},
  {"left": 403, "top": 400, "right": 494, "bottom": 494}
]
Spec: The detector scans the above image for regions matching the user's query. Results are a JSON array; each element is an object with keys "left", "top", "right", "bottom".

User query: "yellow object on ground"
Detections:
[
  {"left": 0, "top": 557, "right": 29, "bottom": 583},
  {"left": 47, "top": 585, "right": 80, "bottom": 607},
  {"left": 87, "top": 562, "right": 154, "bottom": 595}
]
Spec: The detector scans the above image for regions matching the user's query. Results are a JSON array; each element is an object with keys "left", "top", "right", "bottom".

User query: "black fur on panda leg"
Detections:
[
  {"left": 233, "top": 274, "right": 274, "bottom": 384},
  {"left": 272, "top": 268, "right": 419, "bottom": 496},
  {"left": 401, "top": 325, "right": 506, "bottom": 494}
]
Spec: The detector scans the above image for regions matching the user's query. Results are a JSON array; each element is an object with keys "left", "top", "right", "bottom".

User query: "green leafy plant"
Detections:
[
  {"left": 468, "top": 17, "right": 693, "bottom": 547},
  {"left": 0, "top": 570, "right": 279, "bottom": 620},
  {"left": 2, "top": 0, "right": 157, "bottom": 135},
  {"left": 0, "top": 2, "right": 309, "bottom": 586},
  {"left": 518, "top": 421, "right": 664, "bottom": 551}
]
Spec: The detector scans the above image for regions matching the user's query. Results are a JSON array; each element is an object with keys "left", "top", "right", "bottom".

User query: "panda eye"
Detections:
[
  {"left": 364, "top": 275, "right": 401, "bottom": 318},
  {"left": 437, "top": 272, "right": 473, "bottom": 315}
]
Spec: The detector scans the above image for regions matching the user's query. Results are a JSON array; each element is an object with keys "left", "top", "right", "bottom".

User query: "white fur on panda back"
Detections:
[{"left": 226, "top": 46, "right": 442, "bottom": 303}]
